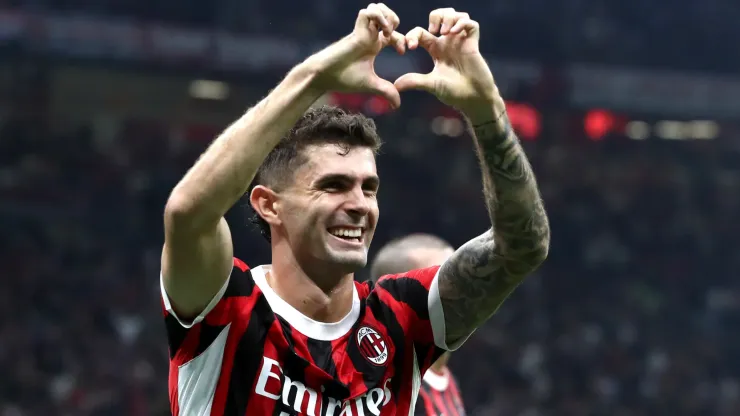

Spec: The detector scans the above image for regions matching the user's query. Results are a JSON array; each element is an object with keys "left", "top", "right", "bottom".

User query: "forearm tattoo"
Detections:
[{"left": 439, "top": 113, "right": 550, "bottom": 343}]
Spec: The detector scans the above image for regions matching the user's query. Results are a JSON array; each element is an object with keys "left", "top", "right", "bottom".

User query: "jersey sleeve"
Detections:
[
  {"left": 160, "top": 257, "right": 253, "bottom": 365},
  {"left": 160, "top": 257, "right": 250, "bottom": 327},
  {"left": 374, "top": 264, "right": 475, "bottom": 370},
  {"left": 160, "top": 258, "right": 255, "bottom": 415}
]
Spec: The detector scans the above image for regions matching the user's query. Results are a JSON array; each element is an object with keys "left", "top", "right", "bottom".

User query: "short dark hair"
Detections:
[
  {"left": 370, "top": 234, "right": 453, "bottom": 282},
  {"left": 248, "top": 105, "right": 383, "bottom": 242}
]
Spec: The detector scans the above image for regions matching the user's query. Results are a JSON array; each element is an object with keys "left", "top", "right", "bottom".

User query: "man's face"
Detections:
[{"left": 277, "top": 143, "right": 380, "bottom": 272}]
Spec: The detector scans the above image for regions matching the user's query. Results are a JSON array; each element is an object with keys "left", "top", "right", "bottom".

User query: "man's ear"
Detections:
[{"left": 250, "top": 185, "right": 282, "bottom": 227}]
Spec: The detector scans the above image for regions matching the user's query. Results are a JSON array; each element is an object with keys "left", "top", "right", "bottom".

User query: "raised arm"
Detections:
[
  {"left": 161, "top": 66, "right": 320, "bottom": 318},
  {"left": 394, "top": 8, "right": 550, "bottom": 344},
  {"left": 162, "top": 4, "right": 407, "bottom": 319},
  {"left": 438, "top": 108, "right": 549, "bottom": 342}
]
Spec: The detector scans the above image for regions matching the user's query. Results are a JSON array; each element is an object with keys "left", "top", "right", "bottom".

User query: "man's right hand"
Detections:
[{"left": 305, "top": 3, "right": 405, "bottom": 108}]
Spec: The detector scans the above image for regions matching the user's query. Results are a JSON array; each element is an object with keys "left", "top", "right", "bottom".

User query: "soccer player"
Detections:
[
  {"left": 160, "top": 4, "right": 550, "bottom": 416},
  {"left": 370, "top": 234, "right": 467, "bottom": 416}
]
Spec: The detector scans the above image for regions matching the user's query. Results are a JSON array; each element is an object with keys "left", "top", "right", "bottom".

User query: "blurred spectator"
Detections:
[{"left": 5, "top": 0, "right": 740, "bottom": 72}]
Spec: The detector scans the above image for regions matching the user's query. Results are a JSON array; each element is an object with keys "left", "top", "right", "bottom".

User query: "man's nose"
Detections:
[{"left": 345, "top": 187, "right": 371, "bottom": 216}]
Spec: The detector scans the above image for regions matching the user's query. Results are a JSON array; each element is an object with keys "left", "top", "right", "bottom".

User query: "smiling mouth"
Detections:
[{"left": 327, "top": 227, "right": 364, "bottom": 244}]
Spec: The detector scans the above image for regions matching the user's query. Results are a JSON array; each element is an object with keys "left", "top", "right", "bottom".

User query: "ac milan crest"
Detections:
[{"left": 356, "top": 326, "right": 389, "bottom": 366}]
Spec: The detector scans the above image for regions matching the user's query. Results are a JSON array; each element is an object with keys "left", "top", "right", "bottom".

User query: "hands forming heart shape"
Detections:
[{"left": 307, "top": 4, "right": 500, "bottom": 119}]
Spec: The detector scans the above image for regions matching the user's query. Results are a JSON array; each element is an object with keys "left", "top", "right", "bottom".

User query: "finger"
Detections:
[
  {"left": 369, "top": 76, "right": 402, "bottom": 109},
  {"left": 356, "top": 8, "right": 383, "bottom": 34},
  {"left": 366, "top": 3, "right": 393, "bottom": 36},
  {"left": 405, "top": 27, "right": 437, "bottom": 51},
  {"left": 428, "top": 8, "right": 455, "bottom": 34},
  {"left": 449, "top": 17, "right": 479, "bottom": 38},
  {"left": 442, "top": 12, "right": 469, "bottom": 35},
  {"left": 374, "top": 3, "right": 400, "bottom": 32},
  {"left": 378, "top": 31, "right": 406, "bottom": 54},
  {"left": 387, "top": 30, "right": 406, "bottom": 54},
  {"left": 358, "top": 5, "right": 391, "bottom": 36},
  {"left": 394, "top": 72, "right": 435, "bottom": 94}
]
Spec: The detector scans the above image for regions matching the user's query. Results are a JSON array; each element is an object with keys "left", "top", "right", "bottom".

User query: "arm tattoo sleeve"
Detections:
[{"left": 438, "top": 113, "right": 550, "bottom": 343}]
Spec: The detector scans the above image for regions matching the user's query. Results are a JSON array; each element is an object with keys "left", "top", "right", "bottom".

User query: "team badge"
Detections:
[{"left": 356, "top": 326, "right": 389, "bottom": 366}]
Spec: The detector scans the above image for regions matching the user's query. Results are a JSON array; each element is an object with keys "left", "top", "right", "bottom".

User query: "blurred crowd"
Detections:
[
  {"left": 2, "top": 86, "right": 740, "bottom": 415},
  {"left": 3, "top": 0, "right": 740, "bottom": 72}
]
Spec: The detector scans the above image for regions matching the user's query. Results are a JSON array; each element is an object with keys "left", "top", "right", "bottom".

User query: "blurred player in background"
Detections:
[
  {"left": 370, "top": 234, "right": 467, "bottom": 416},
  {"left": 160, "top": 3, "right": 549, "bottom": 415}
]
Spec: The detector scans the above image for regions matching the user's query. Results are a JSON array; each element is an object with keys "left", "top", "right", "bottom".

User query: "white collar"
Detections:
[{"left": 250, "top": 265, "right": 360, "bottom": 341}]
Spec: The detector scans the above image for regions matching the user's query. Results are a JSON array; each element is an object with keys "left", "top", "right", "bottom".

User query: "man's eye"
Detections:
[{"left": 323, "top": 182, "right": 343, "bottom": 191}]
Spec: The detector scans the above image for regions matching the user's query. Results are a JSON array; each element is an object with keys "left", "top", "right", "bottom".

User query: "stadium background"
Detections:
[{"left": 2, "top": 0, "right": 740, "bottom": 414}]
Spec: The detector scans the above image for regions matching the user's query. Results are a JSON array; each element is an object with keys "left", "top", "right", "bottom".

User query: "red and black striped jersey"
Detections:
[
  {"left": 160, "top": 258, "right": 472, "bottom": 416},
  {"left": 415, "top": 368, "right": 466, "bottom": 416}
]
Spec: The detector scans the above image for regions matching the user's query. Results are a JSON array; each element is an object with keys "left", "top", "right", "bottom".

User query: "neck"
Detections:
[
  {"left": 429, "top": 352, "right": 451, "bottom": 374},
  {"left": 268, "top": 243, "right": 356, "bottom": 323}
]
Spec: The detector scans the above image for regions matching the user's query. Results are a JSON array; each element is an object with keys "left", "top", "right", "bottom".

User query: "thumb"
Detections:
[
  {"left": 367, "top": 76, "right": 401, "bottom": 109},
  {"left": 394, "top": 72, "right": 435, "bottom": 94}
]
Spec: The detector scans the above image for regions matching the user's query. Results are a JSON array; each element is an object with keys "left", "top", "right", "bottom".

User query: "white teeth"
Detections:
[{"left": 330, "top": 228, "right": 362, "bottom": 238}]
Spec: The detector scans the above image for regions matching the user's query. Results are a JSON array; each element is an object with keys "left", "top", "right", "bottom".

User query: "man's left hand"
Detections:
[{"left": 394, "top": 8, "right": 503, "bottom": 121}]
